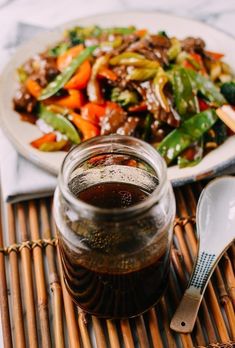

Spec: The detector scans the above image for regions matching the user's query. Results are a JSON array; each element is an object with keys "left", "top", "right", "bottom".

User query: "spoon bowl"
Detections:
[{"left": 170, "top": 176, "right": 235, "bottom": 333}]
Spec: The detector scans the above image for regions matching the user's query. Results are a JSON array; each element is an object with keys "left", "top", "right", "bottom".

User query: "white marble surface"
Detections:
[
  {"left": 0, "top": 0, "right": 235, "bottom": 346},
  {"left": 0, "top": 0, "right": 235, "bottom": 72}
]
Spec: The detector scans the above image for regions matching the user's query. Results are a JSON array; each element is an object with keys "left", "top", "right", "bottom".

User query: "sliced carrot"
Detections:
[
  {"left": 64, "top": 60, "right": 91, "bottom": 90},
  {"left": 81, "top": 102, "right": 106, "bottom": 125},
  {"left": 124, "top": 159, "right": 138, "bottom": 167},
  {"left": 205, "top": 50, "right": 224, "bottom": 61},
  {"left": 190, "top": 53, "right": 206, "bottom": 72},
  {"left": 182, "top": 60, "right": 195, "bottom": 70},
  {"left": 98, "top": 67, "right": 117, "bottom": 81},
  {"left": 69, "top": 112, "right": 100, "bottom": 140},
  {"left": 57, "top": 44, "right": 84, "bottom": 71},
  {"left": 134, "top": 29, "right": 147, "bottom": 37},
  {"left": 25, "top": 79, "right": 42, "bottom": 98},
  {"left": 183, "top": 53, "right": 207, "bottom": 74},
  {"left": 49, "top": 90, "right": 85, "bottom": 109},
  {"left": 31, "top": 132, "right": 56, "bottom": 149}
]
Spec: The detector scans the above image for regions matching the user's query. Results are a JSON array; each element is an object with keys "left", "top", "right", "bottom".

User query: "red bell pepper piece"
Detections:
[
  {"left": 198, "top": 98, "right": 210, "bottom": 111},
  {"left": 81, "top": 102, "right": 106, "bottom": 125},
  {"left": 69, "top": 112, "right": 100, "bottom": 140},
  {"left": 64, "top": 60, "right": 91, "bottom": 90},
  {"left": 134, "top": 29, "right": 147, "bottom": 37},
  {"left": 105, "top": 101, "right": 123, "bottom": 111},
  {"left": 181, "top": 147, "right": 197, "bottom": 161},
  {"left": 184, "top": 53, "right": 207, "bottom": 74},
  {"left": 205, "top": 50, "right": 224, "bottom": 61},
  {"left": 25, "top": 79, "right": 42, "bottom": 98},
  {"left": 128, "top": 102, "right": 147, "bottom": 112},
  {"left": 47, "top": 89, "right": 85, "bottom": 109},
  {"left": 98, "top": 67, "right": 117, "bottom": 81},
  {"left": 31, "top": 132, "right": 56, "bottom": 148},
  {"left": 57, "top": 44, "right": 84, "bottom": 71}
]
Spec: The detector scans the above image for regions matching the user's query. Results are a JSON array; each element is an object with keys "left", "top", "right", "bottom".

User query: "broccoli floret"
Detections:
[
  {"left": 48, "top": 42, "right": 69, "bottom": 57},
  {"left": 111, "top": 88, "right": 138, "bottom": 107},
  {"left": 158, "top": 30, "right": 168, "bottom": 38},
  {"left": 221, "top": 82, "right": 235, "bottom": 105}
]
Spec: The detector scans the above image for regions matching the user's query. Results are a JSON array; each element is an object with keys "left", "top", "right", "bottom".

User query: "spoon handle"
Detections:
[{"left": 170, "top": 251, "right": 216, "bottom": 333}]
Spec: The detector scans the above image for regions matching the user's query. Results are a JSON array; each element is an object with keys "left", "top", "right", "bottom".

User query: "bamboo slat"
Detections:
[
  {"left": 7, "top": 205, "right": 25, "bottom": 348},
  {"left": 0, "top": 204, "right": 12, "bottom": 348},
  {"left": 0, "top": 182, "right": 234, "bottom": 348}
]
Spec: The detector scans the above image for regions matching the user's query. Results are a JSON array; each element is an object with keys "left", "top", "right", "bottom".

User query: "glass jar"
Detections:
[{"left": 54, "top": 135, "right": 175, "bottom": 319}]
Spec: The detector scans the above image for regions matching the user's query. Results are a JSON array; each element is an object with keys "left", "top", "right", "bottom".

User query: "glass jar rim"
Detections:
[{"left": 58, "top": 135, "right": 168, "bottom": 220}]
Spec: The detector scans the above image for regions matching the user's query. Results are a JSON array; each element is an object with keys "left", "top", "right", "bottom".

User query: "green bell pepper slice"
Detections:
[
  {"left": 110, "top": 52, "right": 159, "bottom": 69},
  {"left": 157, "top": 109, "right": 217, "bottom": 164},
  {"left": 127, "top": 68, "right": 158, "bottom": 81},
  {"left": 39, "top": 105, "right": 80, "bottom": 144},
  {"left": 38, "top": 46, "right": 97, "bottom": 100},
  {"left": 153, "top": 68, "right": 170, "bottom": 112}
]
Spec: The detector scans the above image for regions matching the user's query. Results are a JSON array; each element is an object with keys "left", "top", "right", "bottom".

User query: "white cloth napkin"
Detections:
[
  {"left": 0, "top": 23, "right": 58, "bottom": 203},
  {"left": 0, "top": 129, "right": 57, "bottom": 203}
]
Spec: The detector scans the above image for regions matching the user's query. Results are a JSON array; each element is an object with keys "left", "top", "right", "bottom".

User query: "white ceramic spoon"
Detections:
[{"left": 170, "top": 176, "right": 235, "bottom": 333}]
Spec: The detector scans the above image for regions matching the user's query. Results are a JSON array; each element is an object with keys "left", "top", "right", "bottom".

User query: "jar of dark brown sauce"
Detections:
[{"left": 54, "top": 135, "right": 175, "bottom": 318}]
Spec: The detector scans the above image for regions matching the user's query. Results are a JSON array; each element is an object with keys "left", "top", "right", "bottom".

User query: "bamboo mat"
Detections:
[{"left": 0, "top": 181, "right": 235, "bottom": 348}]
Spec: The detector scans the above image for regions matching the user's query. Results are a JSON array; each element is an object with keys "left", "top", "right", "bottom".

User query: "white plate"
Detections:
[{"left": 1, "top": 11, "right": 235, "bottom": 185}]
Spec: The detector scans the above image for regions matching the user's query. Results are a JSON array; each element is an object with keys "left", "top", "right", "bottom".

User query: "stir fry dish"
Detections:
[{"left": 13, "top": 25, "right": 235, "bottom": 167}]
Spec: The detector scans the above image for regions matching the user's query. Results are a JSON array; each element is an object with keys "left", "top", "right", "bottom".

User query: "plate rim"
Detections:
[{"left": 1, "top": 10, "right": 235, "bottom": 184}]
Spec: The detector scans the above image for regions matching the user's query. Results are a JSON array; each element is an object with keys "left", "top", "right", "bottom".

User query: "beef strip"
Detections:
[
  {"left": 116, "top": 117, "right": 139, "bottom": 136},
  {"left": 110, "top": 65, "right": 130, "bottom": 89},
  {"left": 181, "top": 37, "right": 205, "bottom": 53},
  {"left": 108, "top": 34, "right": 139, "bottom": 56},
  {"left": 128, "top": 34, "right": 171, "bottom": 65},
  {"left": 100, "top": 105, "right": 127, "bottom": 135},
  {"left": 135, "top": 81, "right": 180, "bottom": 128},
  {"left": 23, "top": 54, "right": 59, "bottom": 87},
  {"left": 151, "top": 120, "right": 166, "bottom": 142},
  {"left": 13, "top": 87, "right": 37, "bottom": 113}
]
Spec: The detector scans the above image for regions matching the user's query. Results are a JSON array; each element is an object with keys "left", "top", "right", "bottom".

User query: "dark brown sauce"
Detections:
[
  {"left": 77, "top": 182, "right": 149, "bottom": 208},
  {"left": 59, "top": 182, "right": 170, "bottom": 318}
]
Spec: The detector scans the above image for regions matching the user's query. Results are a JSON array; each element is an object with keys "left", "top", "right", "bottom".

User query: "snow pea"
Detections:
[
  {"left": 177, "top": 156, "right": 201, "bottom": 168},
  {"left": 177, "top": 138, "right": 203, "bottom": 168},
  {"left": 39, "top": 105, "right": 80, "bottom": 144},
  {"left": 38, "top": 46, "right": 97, "bottom": 100},
  {"left": 172, "top": 67, "right": 198, "bottom": 118},
  {"left": 67, "top": 26, "right": 135, "bottom": 45},
  {"left": 48, "top": 42, "right": 70, "bottom": 57},
  {"left": 104, "top": 26, "right": 136, "bottom": 35},
  {"left": 157, "top": 109, "right": 217, "bottom": 164},
  {"left": 187, "top": 69, "right": 226, "bottom": 106}
]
